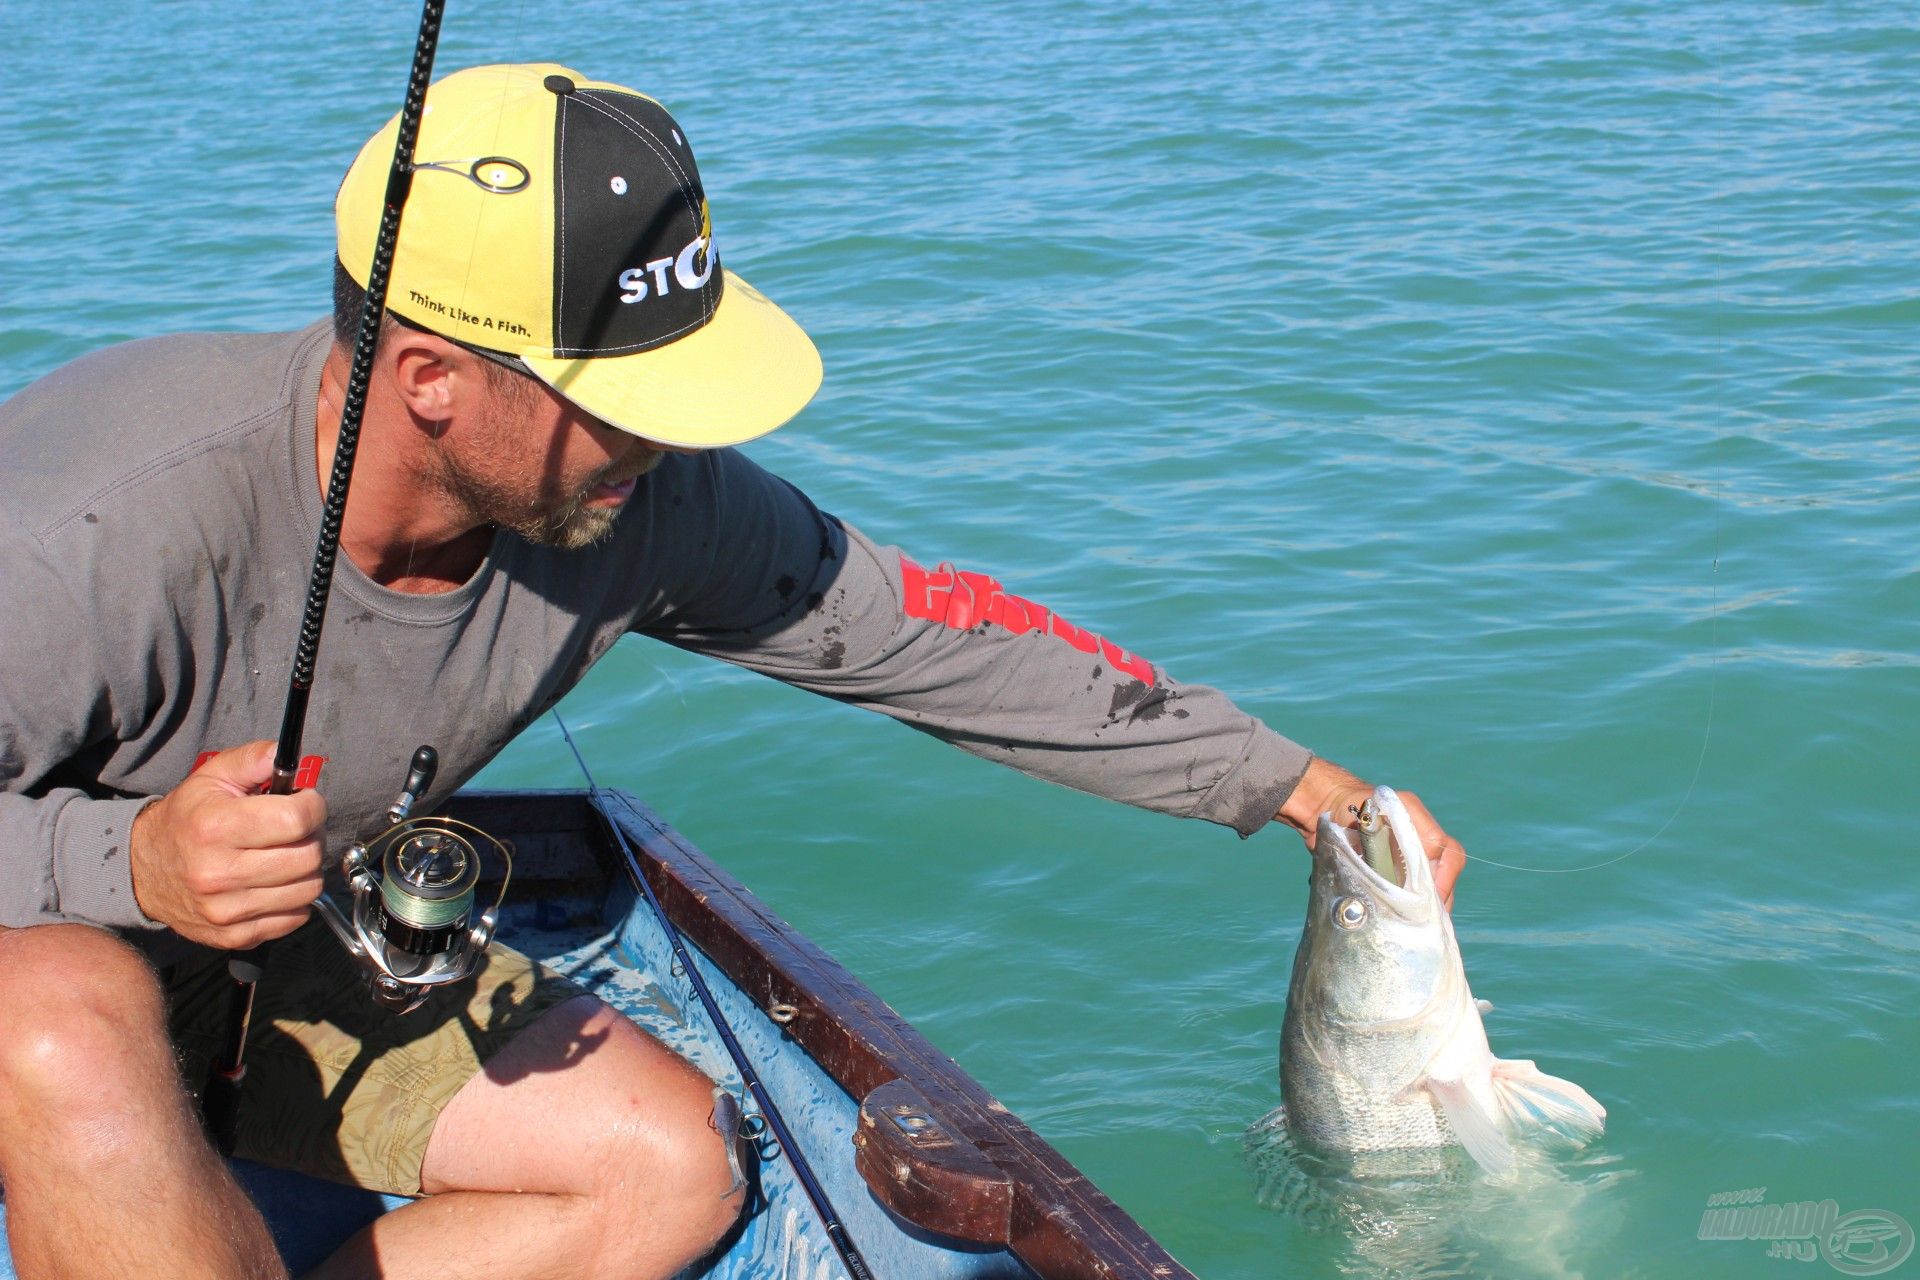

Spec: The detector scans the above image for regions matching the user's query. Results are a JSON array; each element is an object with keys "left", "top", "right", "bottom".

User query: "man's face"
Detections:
[{"left": 433, "top": 362, "right": 681, "bottom": 550}]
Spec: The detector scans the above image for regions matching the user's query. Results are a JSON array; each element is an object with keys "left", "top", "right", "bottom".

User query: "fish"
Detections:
[{"left": 1278, "top": 786, "right": 1605, "bottom": 1175}]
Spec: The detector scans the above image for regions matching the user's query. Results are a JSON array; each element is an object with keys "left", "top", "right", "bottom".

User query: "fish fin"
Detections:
[
  {"left": 1475, "top": 998, "right": 1494, "bottom": 1015},
  {"left": 1490, "top": 1058, "right": 1607, "bottom": 1142},
  {"left": 1426, "top": 1076, "right": 1514, "bottom": 1175}
]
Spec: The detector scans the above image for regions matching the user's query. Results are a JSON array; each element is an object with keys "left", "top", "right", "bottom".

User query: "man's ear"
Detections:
[{"left": 387, "top": 330, "right": 479, "bottom": 430}]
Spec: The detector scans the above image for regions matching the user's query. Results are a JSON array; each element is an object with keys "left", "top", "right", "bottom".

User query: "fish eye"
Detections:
[{"left": 1333, "top": 896, "right": 1369, "bottom": 929}]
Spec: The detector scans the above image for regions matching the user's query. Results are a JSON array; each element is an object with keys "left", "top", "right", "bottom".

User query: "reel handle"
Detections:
[
  {"left": 403, "top": 744, "right": 439, "bottom": 799},
  {"left": 387, "top": 745, "right": 438, "bottom": 825}
]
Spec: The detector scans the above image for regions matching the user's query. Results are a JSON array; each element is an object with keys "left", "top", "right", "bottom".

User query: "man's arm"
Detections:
[
  {"left": 0, "top": 513, "right": 158, "bottom": 931},
  {"left": 637, "top": 450, "right": 1465, "bottom": 896},
  {"left": 0, "top": 516, "right": 326, "bottom": 940}
]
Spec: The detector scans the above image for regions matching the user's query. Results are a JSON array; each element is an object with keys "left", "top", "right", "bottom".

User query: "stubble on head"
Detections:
[{"left": 431, "top": 361, "right": 665, "bottom": 550}]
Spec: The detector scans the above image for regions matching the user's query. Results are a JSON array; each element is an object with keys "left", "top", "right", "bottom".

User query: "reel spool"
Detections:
[{"left": 313, "top": 746, "right": 513, "bottom": 1013}]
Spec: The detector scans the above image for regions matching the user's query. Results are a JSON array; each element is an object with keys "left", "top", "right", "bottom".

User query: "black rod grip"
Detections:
[{"left": 202, "top": 964, "right": 260, "bottom": 1155}]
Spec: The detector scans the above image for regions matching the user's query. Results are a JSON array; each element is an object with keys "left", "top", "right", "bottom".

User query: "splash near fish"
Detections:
[{"left": 1278, "top": 786, "right": 1605, "bottom": 1175}]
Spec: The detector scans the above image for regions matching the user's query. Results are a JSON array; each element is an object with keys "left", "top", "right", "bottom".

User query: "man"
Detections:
[{"left": 0, "top": 64, "right": 1464, "bottom": 1279}]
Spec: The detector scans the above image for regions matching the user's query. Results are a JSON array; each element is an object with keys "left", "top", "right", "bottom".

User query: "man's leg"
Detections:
[
  {"left": 0, "top": 923, "right": 285, "bottom": 1280},
  {"left": 305, "top": 994, "right": 743, "bottom": 1280}
]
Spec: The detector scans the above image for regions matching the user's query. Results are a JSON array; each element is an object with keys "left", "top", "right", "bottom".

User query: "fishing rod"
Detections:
[
  {"left": 552, "top": 712, "right": 877, "bottom": 1280},
  {"left": 200, "top": 0, "right": 450, "bottom": 1154}
]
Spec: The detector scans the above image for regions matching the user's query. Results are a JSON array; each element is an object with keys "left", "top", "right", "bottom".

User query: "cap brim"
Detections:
[{"left": 521, "top": 269, "right": 821, "bottom": 448}]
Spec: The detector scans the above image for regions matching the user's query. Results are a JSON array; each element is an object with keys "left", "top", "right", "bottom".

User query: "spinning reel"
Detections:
[{"left": 312, "top": 746, "right": 513, "bottom": 1013}]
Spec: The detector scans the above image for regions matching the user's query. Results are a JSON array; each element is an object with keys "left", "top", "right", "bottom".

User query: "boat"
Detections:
[{"left": 0, "top": 788, "right": 1196, "bottom": 1279}]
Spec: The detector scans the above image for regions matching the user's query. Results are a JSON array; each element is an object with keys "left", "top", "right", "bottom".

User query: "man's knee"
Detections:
[
  {"left": 0, "top": 924, "right": 172, "bottom": 1135},
  {"left": 646, "top": 1077, "right": 749, "bottom": 1246},
  {"left": 429, "top": 992, "right": 748, "bottom": 1273},
  {"left": 586, "top": 1017, "right": 747, "bottom": 1261}
]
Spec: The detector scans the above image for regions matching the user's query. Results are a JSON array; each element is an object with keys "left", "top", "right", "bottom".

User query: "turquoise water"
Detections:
[{"left": 5, "top": 3, "right": 1916, "bottom": 1276}]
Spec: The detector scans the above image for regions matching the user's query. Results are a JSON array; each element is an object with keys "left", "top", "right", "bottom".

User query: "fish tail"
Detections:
[{"left": 1490, "top": 1058, "right": 1607, "bottom": 1142}]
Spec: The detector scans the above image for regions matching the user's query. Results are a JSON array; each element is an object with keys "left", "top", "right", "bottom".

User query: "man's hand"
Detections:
[
  {"left": 1275, "top": 757, "right": 1465, "bottom": 911},
  {"left": 130, "top": 740, "right": 326, "bottom": 949}
]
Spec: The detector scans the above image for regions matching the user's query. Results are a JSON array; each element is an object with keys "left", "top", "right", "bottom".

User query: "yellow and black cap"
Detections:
[{"left": 337, "top": 63, "right": 821, "bottom": 448}]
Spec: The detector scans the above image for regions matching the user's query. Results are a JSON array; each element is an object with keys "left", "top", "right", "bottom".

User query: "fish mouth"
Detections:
[{"left": 1315, "top": 787, "right": 1436, "bottom": 918}]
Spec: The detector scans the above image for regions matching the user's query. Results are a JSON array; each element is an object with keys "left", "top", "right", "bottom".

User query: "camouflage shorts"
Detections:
[{"left": 165, "top": 918, "right": 586, "bottom": 1196}]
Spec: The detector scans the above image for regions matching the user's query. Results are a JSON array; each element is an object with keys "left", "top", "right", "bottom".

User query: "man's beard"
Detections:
[{"left": 432, "top": 449, "right": 660, "bottom": 551}]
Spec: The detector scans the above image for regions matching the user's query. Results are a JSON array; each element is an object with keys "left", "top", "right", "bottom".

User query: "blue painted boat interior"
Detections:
[{"left": 0, "top": 875, "right": 1036, "bottom": 1278}]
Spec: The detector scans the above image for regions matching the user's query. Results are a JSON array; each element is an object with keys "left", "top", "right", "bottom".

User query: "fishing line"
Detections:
[
  {"left": 1445, "top": 23, "right": 1741, "bottom": 881},
  {"left": 1456, "top": 550, "right": 1718, "bottom": 875},
  {"left": 1451, "top": 204, "right": 1732, "bottom": 879},
  {"left": 551, "top": 710, "right": 878, "bottom": 1280}
]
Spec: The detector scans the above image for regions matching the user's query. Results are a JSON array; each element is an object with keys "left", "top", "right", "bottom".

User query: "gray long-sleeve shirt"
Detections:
[{"left": 0, "top": 323, "right": 1310, "bottom": 953}]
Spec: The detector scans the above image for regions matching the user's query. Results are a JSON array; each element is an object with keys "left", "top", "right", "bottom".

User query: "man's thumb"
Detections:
[{"left": 194, "top": 740, "right": 279, "bottom": 793}]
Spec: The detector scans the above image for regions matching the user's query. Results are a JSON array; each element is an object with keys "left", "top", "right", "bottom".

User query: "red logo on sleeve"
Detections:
[{"left": 898, "top": 554, "right": 1156, "bottom": 684}]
